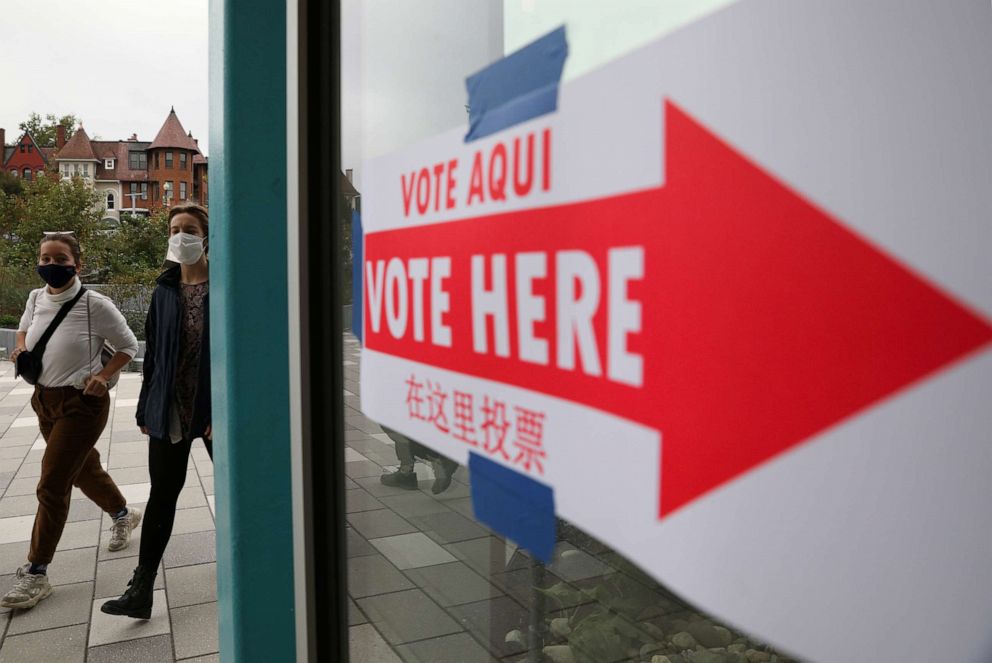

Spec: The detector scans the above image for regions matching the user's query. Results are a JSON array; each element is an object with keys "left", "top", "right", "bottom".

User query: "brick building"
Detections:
[
  {"left": 2, "top": 108, "right": 208, "bottom": 222},
  {"left": 1, "top": 129, "right": 56, "bottom": 181}
]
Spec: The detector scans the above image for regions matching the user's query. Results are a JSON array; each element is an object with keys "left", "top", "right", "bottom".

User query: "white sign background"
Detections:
[{"left": 361, "top": 3, "right": 992, "bottom": 661}]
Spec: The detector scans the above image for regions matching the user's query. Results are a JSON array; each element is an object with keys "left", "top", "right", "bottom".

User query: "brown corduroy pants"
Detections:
[{"left": 29, "top": 386, "right": 127, "bottom": 565}]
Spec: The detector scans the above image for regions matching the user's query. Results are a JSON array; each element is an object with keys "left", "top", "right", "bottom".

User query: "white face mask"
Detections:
[{"left": 168, "top": 232, "right": 205, "bottom": 265}]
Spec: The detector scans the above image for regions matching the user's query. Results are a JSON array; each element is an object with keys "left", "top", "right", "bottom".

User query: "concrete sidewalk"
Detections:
[{"left": 0, "top": 362, "right": 218, "bottom": 663}]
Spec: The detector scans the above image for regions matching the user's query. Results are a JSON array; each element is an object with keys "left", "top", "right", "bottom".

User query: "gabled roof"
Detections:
[
  {"left": 149, "top": 108, "right": 199, "bottom": 151},
  {"left": 96, "top": 141, "right": 150, "bottom": 182},
  {"left": 3, "top": 147, "right": 13, "bottom": 166},
  {"left": 341, "top": 172, "right": 359, "bottom": 198},
  {"left": 56, "top": 126, "right": 99, "bottom": 161}
]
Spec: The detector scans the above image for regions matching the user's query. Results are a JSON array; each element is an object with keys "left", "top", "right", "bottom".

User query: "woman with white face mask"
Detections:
[{"left": 102, "top": 204, "right": 213, "bottom": 619}]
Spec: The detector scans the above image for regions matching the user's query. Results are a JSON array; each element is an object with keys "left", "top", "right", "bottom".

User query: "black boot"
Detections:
[{"left": 100, "top": 566, "right": 156, "bottom": 619}]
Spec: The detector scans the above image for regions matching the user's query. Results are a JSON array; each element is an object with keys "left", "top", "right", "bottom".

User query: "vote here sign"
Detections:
[{"left": 359, "top": 4, "right": 992, "bottom": 662}]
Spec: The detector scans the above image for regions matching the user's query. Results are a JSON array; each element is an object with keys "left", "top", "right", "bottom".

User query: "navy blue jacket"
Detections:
[{"left": 136, "top": 266, "right": 211, "bottom": 440}]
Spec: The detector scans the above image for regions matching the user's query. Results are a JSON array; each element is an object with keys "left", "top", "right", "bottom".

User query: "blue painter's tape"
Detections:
[
  {"left": 469, "top": 452, "right": 556, "bottom": 563},
  {"left": 465, "top": 26, "right": 568, "bottom": 142},
  {"left": 351, "top": 209, "right": 363, "bottom": 342}
]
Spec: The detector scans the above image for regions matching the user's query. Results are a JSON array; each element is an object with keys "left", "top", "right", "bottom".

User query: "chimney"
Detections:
[
  {"left": 0, "top": 128, "right": 5, "bottom": 149},
  {"left": 194, "top": 138, "right": 199, "bottom": 146},
  {"left": 129, "top": 133, "right": 138, "bottom": 141},
  {"left": 346, "top": 168, "right": 353, "bottom": 182},
  {"left": 56, "top": 125, "right": 66, "bottom": 149}
]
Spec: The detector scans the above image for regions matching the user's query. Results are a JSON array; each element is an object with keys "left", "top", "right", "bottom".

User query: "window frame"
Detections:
[{"left": 165, "top": 151, "right": 174, "bottom": 168}]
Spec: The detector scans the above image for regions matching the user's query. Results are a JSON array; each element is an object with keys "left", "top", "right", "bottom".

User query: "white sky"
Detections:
[{"left": 0, "top": 0, "right": 209, "bottom": 153}]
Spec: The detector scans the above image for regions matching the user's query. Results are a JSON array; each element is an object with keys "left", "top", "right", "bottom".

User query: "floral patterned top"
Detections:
[{"left": 175, "top": 281, "right": 208, "bottom": 437}]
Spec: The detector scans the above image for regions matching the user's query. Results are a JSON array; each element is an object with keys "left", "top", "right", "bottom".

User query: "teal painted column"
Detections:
[{"left": 209, "top": 0, "right": 296, "bottom": 661}]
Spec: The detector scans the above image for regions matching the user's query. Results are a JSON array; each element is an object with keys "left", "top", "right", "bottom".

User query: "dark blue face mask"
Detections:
[{"left": 37, "top": 264, "right": 77, "bottom": 289}]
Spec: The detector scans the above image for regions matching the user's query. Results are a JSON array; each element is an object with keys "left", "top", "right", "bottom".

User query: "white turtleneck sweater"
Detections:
[{"left": 18, "top": 279, "right": 139, "bottom": 388}]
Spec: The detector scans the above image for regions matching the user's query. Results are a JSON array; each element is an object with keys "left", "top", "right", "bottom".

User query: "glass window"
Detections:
[
  {"left": 74, "top": 164, "right": 80, "bottom": 175},
  {"left": 10, "top": 169, "right": 17, "bottom": 178},
  {"left": 141, "top": 182, "right": 148, "bottom": 200},
  {"left": 180, "top": 181, "right": 187, "bottom": 200},
  {"left": 180, "top": 152, "right": 188, "bottom": 169},
  {"left": 166, "top": 151, "right": 174, "bottom": 168},
  {"left": 105, "top": 158, "right": 115, "bottom": 169},
  {"left": 83, "top": 164, "right": 89, "bottom": 176},
  {"left": 129, "top": 151, "right": 147, "bottom": 170},
  {"left": 155, "top": 152, "right": 160, "bottom": 169},
  {"left": 107, "top": 192, "right": 115, "bottom": 209},
  {"left": 339, "top": 6, "right": 796, "bottom": 663},
  {"left": 27, "top": 144, "right": 33, "bottom": 153},
  {"left": 23, "top": 168, "right": 31, "bottom": 181},
  {"left": 19, "top": 144, "right": 24, "bottom": 153}
]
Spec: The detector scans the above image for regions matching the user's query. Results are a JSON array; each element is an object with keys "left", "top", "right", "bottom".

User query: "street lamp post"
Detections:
[{"left": 163, "top": 180, "right": 173, "bottom": 208}]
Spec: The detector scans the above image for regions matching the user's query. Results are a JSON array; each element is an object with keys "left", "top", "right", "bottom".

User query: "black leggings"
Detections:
[{"left": 139, "top": 436, "right": 213, "bottom": 570}]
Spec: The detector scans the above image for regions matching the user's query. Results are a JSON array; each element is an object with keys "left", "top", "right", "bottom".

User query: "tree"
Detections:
[
  {"left": 18, "top": 112, "right": 80, "bottom": 146},
  {"left": 0, "top": 171, "right": 22, "bottom": 197},
  {"left": 90, "top": 210, "right": 170, "bottom": 284},
  {"left": 0, "top": 176, "right": 102, "bottom": 272}
]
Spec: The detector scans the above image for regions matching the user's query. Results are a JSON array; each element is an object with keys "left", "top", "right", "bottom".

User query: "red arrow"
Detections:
[{"left": 364, "top": 100, "right": 992, "bottom": 517}]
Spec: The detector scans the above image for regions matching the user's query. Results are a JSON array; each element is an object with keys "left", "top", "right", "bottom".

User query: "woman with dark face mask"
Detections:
[
  {"left": 102, "top": 204, "right": 212, "bottom": 620},
  {"left": 4, "top": 233, "right": 141, "bottom": 610}
]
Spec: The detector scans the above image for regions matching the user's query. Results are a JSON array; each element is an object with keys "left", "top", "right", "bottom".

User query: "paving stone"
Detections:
[
  {"left": 87, "top": 633, "right": 175, "bottom": 663},
  {"left": 176, "top": 484, "right": 208, "bottom": 509},
  {"left": 0, "top": 515, "right": 34, "bottom": 545},
  {"left": 7, "top": 581, "right": 93, "bottom": 635},
  {"left": 347, "top": 528, "right": 377, "bottom": 558},
  {"left": 345, "top": 460, "right": 384, "bottom": 479},
  {"left": 348, "top": 597, "right": 368, "bottom": 626},
  {"left": 199, "top": 475, "right": 214, "bottom": 496},
  {"left": 108, "top": 452, "right": 147, "bottom": 469},
  {"left": 394, "top": 632, "right": 494, "bottom": 663},
  {"left": 57, "top": 520, "right": 102, "bottom": 552},
  {"left": 164, "top": 562, "right": 216, "bottom": 607},
  {"left": 67, "top": 498, "right": 104, "bottom": 523},
  {"left": 163, "top": 531, "right": 216, "bottom": 568},
  {"left": 347, "top": 509, "right": 417, "bottom": 540},
  {"left": 346, "top": 489, "right": 384, "bottom": 514},
  {"left": 357, "top": 588, "right": 462, "bottom": 645},
  {"left": 370, "top": 532, "right": 457, "bottom": 570},
  {"left": 172, "top": 601, "right": 219, "bottom": 660},
  {"left": 404, "top": 561, "right": 503, "bottom": 607},
  {"left": 98, "top": 527, "right": 142, "bottom": 561},
  {"left": 353, "top": 475, "right": 432, "bottom": 498},
  {"left": 349, "top": 624, "right": 402, "bottom": 663},
  {"left": 446, "top": 537, "right": 524, "bottom": 576},
  {"left": 378, "top": 492, "right": 452, "bottom": 518},
  {"left": 14, "top": 462, "right": 41, "bottom": 479},
  {"left": 0, "top": 447, "right": 30, "bottom": 461},
  {"left": 108, "top": 466, "right": 152, "bottom": 486},
  {"left": 88, "top": 589, "right": 170, "bottom": 647},
  {"left": 449, "top": 596, "right": 530, "bottom": 658},
  {"left": 0, "top": 622, "right": 87, "bottom": 663},
  {"left": 0, "top": 494, "right": 38, "bottom": 517},
  {"left": 107, "top": 441, "right": 147, "bottom": 455},
  {"left": 95, "top": 558, "right": 164, "bottom": 599},
  {"left": 50, "top": 547, "right": 98, "bottom": 586},
  {"left": 172, "top": 507, "right": 215, "bottom": 535},
  {"left": 347, "top": 555, "right": 415, "bottom": 598},
  {"left": 408, "top": 510, "right": 489, "bottom": 544}
]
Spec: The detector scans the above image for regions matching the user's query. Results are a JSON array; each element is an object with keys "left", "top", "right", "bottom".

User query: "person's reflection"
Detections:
[{"left": 379, "top": 427, "right": 458, "bottom": 494}]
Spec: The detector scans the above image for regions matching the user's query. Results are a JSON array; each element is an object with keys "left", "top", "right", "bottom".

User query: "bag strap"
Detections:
[{"left": 31, "top": 286, "right": 87, "bottom": 357}]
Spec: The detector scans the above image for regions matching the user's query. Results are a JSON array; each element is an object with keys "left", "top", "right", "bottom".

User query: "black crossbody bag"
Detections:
[{"left": 14, "top": 288, "right": 87, "bottom": 385}]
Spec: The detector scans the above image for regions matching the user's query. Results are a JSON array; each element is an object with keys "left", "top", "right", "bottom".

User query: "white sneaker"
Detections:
[
  {"left": 108, "top": 506, "right": 143, "bottom": 552},
  {"left": 1, "top": 566, "right": 52, "bottom": 609}
]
